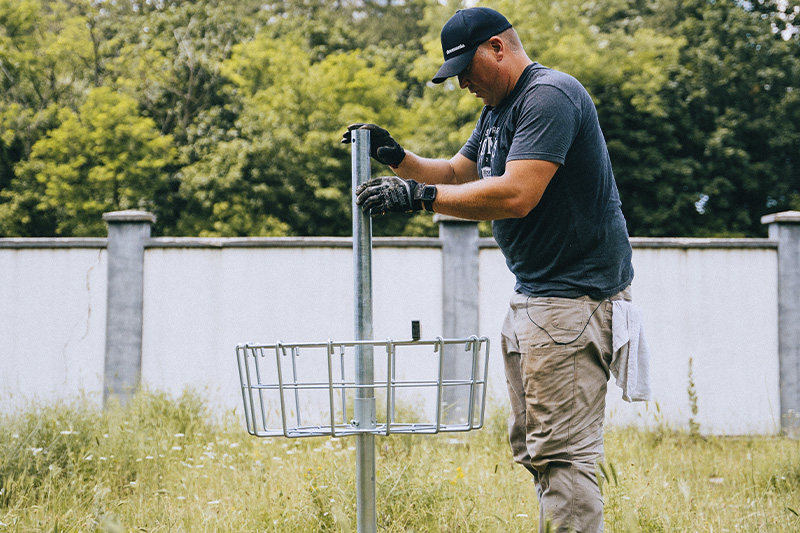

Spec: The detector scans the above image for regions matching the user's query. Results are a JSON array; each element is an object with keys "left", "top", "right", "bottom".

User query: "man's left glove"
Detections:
[
  {"left": 356, "top": 176, "right": 432, "bottom": 216},
  {"left": 341, "top": 123, "right": 406, "bottom": 168}
]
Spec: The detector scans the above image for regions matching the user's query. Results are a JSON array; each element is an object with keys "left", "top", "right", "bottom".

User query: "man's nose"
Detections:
[{"left": 458, "top": 73, "right": 469, "bottom": 89}]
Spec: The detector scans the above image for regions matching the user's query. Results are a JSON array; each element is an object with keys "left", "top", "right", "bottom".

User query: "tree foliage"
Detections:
[
  {"left": 0, "top": 0, "right": 798, "bottom": 238},
  {"left": 3, "top": 87, "right": 175, "bottom": 235}
]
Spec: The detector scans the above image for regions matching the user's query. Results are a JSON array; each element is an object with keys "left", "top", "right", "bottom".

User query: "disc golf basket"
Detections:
[
  {"left": 236, "top": 336, "right": 489, "bottom": 438},
  {"left": 235, "top": 130, "right": 490, "bottom": 532}
]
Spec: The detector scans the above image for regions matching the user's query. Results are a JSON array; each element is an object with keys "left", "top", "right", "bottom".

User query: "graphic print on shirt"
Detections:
[{"left": 477, "top": 126, "right": 499, "bottom": 179}]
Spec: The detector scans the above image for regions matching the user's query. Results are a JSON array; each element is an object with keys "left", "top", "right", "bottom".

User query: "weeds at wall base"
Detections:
[{"left": 1, "top": 391, "right": 799, "bottom": 532}]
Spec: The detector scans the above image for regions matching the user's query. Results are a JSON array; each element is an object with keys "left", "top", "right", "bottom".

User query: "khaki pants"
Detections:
[{"left": 501, "top": 287, "right": 631, "bottom": 533}]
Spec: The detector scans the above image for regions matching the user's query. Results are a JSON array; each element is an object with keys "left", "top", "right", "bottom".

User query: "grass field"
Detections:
[{"left": 1, "top": 391, "right": 799, "bottom": 532}]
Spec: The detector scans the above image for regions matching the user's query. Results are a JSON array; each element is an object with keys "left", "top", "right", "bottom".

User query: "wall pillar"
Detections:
[
  {"left": 437, "top": 215, "right": 480, "bottom": 424},
  {"left": 762, "top": 210, "right": 800, "bottom": 437},
  {"left": 103, "top": 210, "right": 155, "bottom": 405}
]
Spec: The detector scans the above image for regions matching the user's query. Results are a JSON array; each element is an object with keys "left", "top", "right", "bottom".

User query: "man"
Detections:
[{"left": 343, "top": 7, "right": 639, "bottom": 532}]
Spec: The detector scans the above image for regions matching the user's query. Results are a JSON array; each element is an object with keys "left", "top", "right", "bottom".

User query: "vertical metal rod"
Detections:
[
  {"left": 479, "top": 338, "right": 490, "bottom": 428},
  {"left": 435, "top": 337, "right": 445, "bottom": 434},
  {"left": 390, "top": 342, "right": 397, "bottom": 425},
  {"left": 466, "top": 337, "right": 478, "bottom": 429},
  {"left": 290, "top": 346, "right": 302, "bottom": 427},
  {"left": 253, "top": 347, "right": 269, "bottom": 433},
  {"left": 275, "top": 344, "right": 290, "bottom": 438},
  {"left": 239, "top": 345, "right": 257, "bottom": 435},
  {"left": 340, "top": 344, "right": 347, "bottom": 425},
  {"left": 327, "top": 341, "right": 337, "bottom": 438},
  {"left": 352, "top": 128, "right": 377, "bottom": 533},
  {"left": 386, "top": 341, "right": 394, "bottom": 436}
]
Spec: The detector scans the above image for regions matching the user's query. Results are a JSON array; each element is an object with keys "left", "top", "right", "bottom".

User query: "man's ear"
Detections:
[{"left": 487, "top": 36, "right": 505, "bottom": 61}]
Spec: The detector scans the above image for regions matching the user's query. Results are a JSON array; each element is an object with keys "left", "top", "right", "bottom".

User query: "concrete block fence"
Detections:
[{"left": 3, "top": 210, "right": 800, "bottom": 435}]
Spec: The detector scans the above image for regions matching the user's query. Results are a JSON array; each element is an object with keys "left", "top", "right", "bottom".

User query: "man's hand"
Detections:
[
  {"left": 341, "top": 123, "right": 406, "bottom": 168},
  {"left": 356, "top": 176, "right": 423, "bottom": 216}
]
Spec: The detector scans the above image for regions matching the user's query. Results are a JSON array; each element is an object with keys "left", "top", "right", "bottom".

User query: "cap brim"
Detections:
[{"left": 432, "top": 49, "right": 476, "bottom": 84}]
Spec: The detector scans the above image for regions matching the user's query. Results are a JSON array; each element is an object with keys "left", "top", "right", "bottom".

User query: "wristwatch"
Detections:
[{"left": 420, "top": 185, "right": 437, "bottom": 212}]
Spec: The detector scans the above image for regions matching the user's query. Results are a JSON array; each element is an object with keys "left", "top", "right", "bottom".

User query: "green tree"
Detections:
[
  {"left": 3, "top": 0, "right": 796, "bottom": 239},
  {"left": 175, "top": 32, "right": 411, "bottom": 237},
  {"left": 659, "top": 0, "right": 800, "bottom": 236},
  {"left": 0, "top": 0, "right": 101, "bottom": 208},
  {"left": 488, "top": 0, "right": 799, "bottom": 237},
  {"left": 1, "top": 87, "right": 176, "bottom": 236},
  {"left": 485, "top": 0, "right": 692, "bottom": 236}
]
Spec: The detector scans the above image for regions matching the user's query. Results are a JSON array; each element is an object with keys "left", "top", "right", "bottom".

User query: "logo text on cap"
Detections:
[{"left": 446, "top": 43, "right": 466, "bottom": 55}]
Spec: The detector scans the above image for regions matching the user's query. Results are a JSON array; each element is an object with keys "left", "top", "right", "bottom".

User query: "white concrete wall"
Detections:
[
  {"left": 478, "top": 244, "right": 781, "bottom": 435},
  {"left": 619, "top": 246, "right": 779, "bottom": 434},
  {"left": 0, "top": 238, "right": 780, "bottom": 435},
  {"left": 140, "top": 243, "right": 444, "bottom": 421},
  {"left": 0, "top": 243, "right": 108, "bottom": 411}
]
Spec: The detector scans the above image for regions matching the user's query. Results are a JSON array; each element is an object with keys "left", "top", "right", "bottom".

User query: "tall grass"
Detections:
[{"left": 1, "top": 391, "right": 799, "bottom": 532}]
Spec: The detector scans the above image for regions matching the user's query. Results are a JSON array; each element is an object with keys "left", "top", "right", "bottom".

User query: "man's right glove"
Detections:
[
  {"left": 341, "top": 123, "right": 406, "bottom": 168},
  {"left": 356, "top": 176, "right": 424, "bottom": 216}
]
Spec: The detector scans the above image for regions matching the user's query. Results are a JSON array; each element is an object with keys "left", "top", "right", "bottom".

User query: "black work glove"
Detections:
[
  {"left": 356, "top": 176, "right": 424, "bottom": 216},
  {"left": 341, "top": 123, "right": 406, "bottom": 168}
]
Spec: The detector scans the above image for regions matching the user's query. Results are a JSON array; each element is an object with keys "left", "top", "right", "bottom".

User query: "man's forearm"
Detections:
[
  {"left": 393, "top": 151, "right": 467, "bottom": 186},
  {"left": 421, "top": 159, "right": 560, "bottom": 220},
  {"left": 427, "top": 178, "right": 530, "bottom": 220}
]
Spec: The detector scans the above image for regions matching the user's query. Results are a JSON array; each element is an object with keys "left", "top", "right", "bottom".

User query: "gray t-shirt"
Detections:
[{"left": 460, "top": 63, "right": 633, "bottom": 299}]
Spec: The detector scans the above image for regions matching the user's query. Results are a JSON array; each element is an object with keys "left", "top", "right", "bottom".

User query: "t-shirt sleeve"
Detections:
[
  {"left": 459, "top": 107, "right": 489, "bottom": 162},
  {"left": 507, "top": 84, "right": 581, "bottom": 165}
]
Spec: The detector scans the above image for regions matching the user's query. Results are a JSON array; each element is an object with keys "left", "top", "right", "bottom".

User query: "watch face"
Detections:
[{"left": 422, "top": 186, "right": 437, "bottom": 201}]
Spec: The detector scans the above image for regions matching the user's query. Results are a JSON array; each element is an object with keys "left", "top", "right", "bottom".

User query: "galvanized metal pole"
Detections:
[{"left": 352, "top": 129, "right": 377, "bottom": 533}]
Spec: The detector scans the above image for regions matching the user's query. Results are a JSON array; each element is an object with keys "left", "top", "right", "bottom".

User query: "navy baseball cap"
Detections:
[{"left": 432, "top": 7, "right": 512, "bottom": 84}]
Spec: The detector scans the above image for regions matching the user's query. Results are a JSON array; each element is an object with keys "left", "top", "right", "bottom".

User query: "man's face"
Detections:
[{"left": 457, "top": 44, "right": 501, "bottom": 107}]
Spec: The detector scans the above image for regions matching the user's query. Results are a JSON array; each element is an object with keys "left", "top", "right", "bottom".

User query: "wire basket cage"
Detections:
[{"left": 236, "top": 336, "right": 490, "bottom": 438}]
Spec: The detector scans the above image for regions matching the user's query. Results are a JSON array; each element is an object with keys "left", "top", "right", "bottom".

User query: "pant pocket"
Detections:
[
  {"left": 522, "top": 298, "right": 589, "bottom": 347},
  {"left": 521, "top": 343, "right": 577, "bottom": 456}
]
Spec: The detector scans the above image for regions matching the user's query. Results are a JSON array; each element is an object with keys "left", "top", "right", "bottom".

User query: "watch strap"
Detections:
[{"left": 421, "top": 185, "right": 437, "bottom": 212}]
